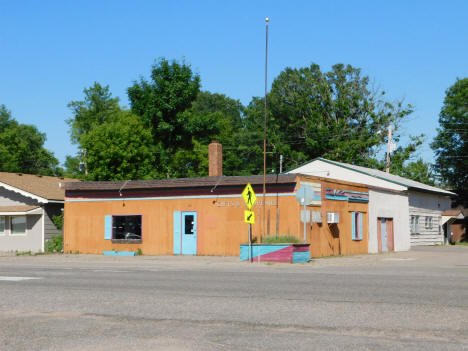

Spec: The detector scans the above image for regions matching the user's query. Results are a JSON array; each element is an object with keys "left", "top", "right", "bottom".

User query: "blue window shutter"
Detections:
[
  {"left": 351, "top": 212, "right": 356, "bottom": 240},
  {"left": 104, "top": 216, "right": 112, "bottom": 240},
  {"left": 173, "top": 211, "right": 181, "bottom": 255},
  {"left": 359, "top": 213, "right": 363, "bottom": 240}
]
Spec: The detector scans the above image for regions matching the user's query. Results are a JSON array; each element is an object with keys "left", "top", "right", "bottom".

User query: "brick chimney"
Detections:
[{"left": 209, "top": 141, "right": 222, "bottom": 177}]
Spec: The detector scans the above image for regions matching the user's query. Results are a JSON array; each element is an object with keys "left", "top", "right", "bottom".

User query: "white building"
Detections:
[
  {"left": 0, "top": 172, "right": 77, "bottom": 252},
  {"left": 287, "top": 158, "right": 455, "bottom": 252}
]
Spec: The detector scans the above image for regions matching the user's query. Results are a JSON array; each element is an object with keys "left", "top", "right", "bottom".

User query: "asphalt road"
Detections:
[{"left": 0, "top": 246, "right": 467, "bottom": 351}]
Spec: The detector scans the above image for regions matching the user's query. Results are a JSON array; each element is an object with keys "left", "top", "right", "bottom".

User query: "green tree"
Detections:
[
  {"left": 245, "top": 63, "right": 414, "bottom": 174},
  {"left": 128, "top": 58, "right": 201, "bottom": 177},
  {"left": 431, "top": 78, "right": 468, "bottom": 191},
  {"left": 400, "top": 158, "right": 435, "bottom": 185},
  {"left": 67, "top": 82, "right": 121, "bottom": 144},
  {"left": 170, "top": 91, "right": 246, "bottom": 177},
  {"left": 63, "top": 155, "right": 84, "bottom": 179},
  {"left": 0, "top": 105, "right": 60, "bottom": 175},
  {"left": 80, "top": 111, "right": 156, "bottom": 181},
  {"left": 368, "top": 135, "right": 435, "bottom": 185},
  {"left": 66, "top": 82, "right": 158, "bottom": 180}
]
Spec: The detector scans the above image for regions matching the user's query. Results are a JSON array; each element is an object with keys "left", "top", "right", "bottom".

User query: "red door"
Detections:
[
  {"left": 377, "top": 218, "right": 382, "bottom": 253},
  {"left": 386, "top": 219, "right": 394, "bottom": 251},
  {"left": 377, "top": 218, "right": 394, "bottom": 252}
]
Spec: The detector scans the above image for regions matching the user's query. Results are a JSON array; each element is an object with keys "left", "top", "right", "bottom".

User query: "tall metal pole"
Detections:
[{"left": 263, "top": 17, "right": 269, "bottom": 240}]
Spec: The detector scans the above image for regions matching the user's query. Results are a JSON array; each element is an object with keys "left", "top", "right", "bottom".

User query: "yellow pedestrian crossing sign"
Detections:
[
  {"left": 244, "top": 210, "right": 255, "bottom": 224},
  {"left": 242, "top": 183, "right": 257, "bottom": 210}
]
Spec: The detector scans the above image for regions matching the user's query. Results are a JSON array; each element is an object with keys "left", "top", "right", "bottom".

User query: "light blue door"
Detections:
[
  {"left": 174, "top": 211, "right": 197, "bottom": 255},
  {"left": 182, "top": 212, "right": 197, "bottom": 255},
  {"left": 173, "top": 211, "right": 182, "bottom": 255},
  {"left": 381, "top": 218, "right": 388, "bottom": 252}
]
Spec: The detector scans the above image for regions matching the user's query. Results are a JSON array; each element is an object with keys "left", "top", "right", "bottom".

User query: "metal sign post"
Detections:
[
  {"left": 242, "top": 183, "right": 257, "bottom": 263},
  {"left": 296, "top": 186, "right": 314, "bottom": 244},
  {"left": 248, "top": 223, "right": 252, "bottom": 262}
]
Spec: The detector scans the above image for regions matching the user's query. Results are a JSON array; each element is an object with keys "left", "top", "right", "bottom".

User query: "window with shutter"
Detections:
[{"left": 351, "top": 212, "right": 363, "bottom": 241}]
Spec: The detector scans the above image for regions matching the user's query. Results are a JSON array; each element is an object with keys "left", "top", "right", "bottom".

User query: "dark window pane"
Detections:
[
  {"left": 184, "top": 215, "right": 194, "bottom": 235},
  {"left": 11, "top": 216, "right": 26, "bottom": 234},
  {"left": 112, "top": 215, "right": 141, "bottom": 240}
]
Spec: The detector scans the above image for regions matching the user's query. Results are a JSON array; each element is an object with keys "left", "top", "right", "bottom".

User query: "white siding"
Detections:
[
  {"left": 0, "top": 214, "right": 43, "bottom": 252},
  {"left": 289, "top": 160, "right": 454, "bottom": 249},
  {"left": 0, "top": 187, "right": 44, "bottom": 252},
  {"left": 408, "top": 191, "right": 451, "bottom": 246},
  {"left": 368, "top": 189, "right": 410, "bottom": 253}
]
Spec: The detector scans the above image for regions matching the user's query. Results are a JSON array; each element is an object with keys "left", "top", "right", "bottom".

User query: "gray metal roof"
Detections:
[
  {"left": 64, "top": 174, "right": 298, "bottom": 191},
  {"left": 314, "top": 158, "right": 455, "bottom": 196}
]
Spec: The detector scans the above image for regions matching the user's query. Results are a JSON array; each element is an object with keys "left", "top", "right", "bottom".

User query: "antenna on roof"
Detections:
[{"left": 119, "top": 180, "right": 129, "bottom": 197}]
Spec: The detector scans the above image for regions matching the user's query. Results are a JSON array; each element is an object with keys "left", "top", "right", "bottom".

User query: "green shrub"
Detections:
[
  {"left": 261, "top": 235, "right": 302, "bottom": 244},
  {"left": 52, "top": 214, "right": 63, "bottom": 231},
  {"left": 45, "top": 234, "right": 63, "bottom": 253}
]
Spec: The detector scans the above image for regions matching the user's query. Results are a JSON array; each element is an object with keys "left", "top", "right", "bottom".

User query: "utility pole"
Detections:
[
  {"left": 279, "top": 154, "right": 283, "bottom": 173},
  {"left": 385, "top": 125, "right": 392, "bottom": 173},
  {"left": 262, "top": 17, "right": 269, "bottom": 241}
]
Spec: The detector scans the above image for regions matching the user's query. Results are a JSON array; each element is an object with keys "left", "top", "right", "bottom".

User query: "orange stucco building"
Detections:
[{"left": 64, "top": 174, "right": 369, "bottom": 258}]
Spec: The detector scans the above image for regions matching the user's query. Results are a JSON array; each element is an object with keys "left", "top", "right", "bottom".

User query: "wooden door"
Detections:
[
  {"left": 377, "top": 218, "right": 382, "bottom": 253},
  {"left": 386, "top": 218, "right": 394, "bottom": 251}
]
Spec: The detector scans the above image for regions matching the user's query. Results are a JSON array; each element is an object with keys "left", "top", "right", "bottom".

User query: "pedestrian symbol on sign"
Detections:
[{"left": 241, "top": 183, "right": 257, "bottom": 210}]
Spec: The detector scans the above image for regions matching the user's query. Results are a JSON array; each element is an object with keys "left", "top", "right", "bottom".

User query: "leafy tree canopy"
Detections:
[
  {"left": 65, "top": 60, "right": 433, "bottom": 184},
  {"left": 244, "top": 63, "right": 414, "bottom": 174},
  {"left": 0, "top": 105, "right": 60, "bottom": 176},
  {"left": 431, "top": 78, "right": 468, "bottom": 191},
  {"left": 171, "top": 91, "right": 246, "bottom": 177},
  {"left": 366, "top": 135, "right": 436, "bottom": 185},
  {"left": 67, "top": 82, "right": 121, "bottom": 144},
  {"left": 63, "top": 155, "right": 83, "bottom": 179},
  {"left": 66, "top": 82, "right": 156, "bottom": 181},
  {"left": 128, "top": 58, "right": 201, "bottom": 148},
  {"left": 127, "top": 58, "right": 201, "bottom": 178},
  {"left": 80, "top": 111, "right": 156, "bottom": 181},
  {"left": 66, "top": 82, "right": 123, "bottom": 180},
  {"left": 400, "top": 158, "right": 436, "bottom": 186}
]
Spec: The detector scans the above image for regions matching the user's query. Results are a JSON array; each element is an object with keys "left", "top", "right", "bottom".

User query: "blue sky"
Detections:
[{"left": 0, "top": 0, "right": 467, "bottom": 166}]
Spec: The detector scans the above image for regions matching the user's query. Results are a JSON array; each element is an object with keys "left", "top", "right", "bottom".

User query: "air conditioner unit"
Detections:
[
  {"left": 311, "top": 211, "right": 322, "bottom": 223},
  {"left": 326, "top": 212, "right": 340, "bottom": 224}
]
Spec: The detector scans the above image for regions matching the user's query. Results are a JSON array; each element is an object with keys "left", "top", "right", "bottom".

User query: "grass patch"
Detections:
[
  {"left": 455, "top": 241, "right": 468, "bottom": 246},
  {"left": 261, "top": 235, "right": 302, "bottom": 244},
  {"left": 15, "top": 251, "right": 33, "bottom": 256},
  {"left": 15, "top": 250, "right": 46, "bottom": 256}
]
